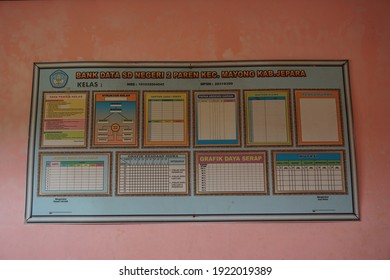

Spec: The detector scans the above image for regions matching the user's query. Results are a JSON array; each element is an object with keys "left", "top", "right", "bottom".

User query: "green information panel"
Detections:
[{"left": 25, "top": 60, "right": 359, "bottom": 223}]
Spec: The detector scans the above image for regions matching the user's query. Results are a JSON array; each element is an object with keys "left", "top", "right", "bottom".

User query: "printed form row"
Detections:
[
  {"left": 38, "top": 151, "right": 347, "bottom": 197},
  {"left": 40, "top": 89, "right": 344, "bottom": 148}
]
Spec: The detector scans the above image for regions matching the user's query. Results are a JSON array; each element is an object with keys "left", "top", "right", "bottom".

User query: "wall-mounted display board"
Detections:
[{"left": 25, "top": 60, "right": 359, "bottom": 223}]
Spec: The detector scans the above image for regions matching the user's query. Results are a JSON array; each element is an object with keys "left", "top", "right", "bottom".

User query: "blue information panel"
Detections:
[{"left": 25, "top": 61, "right": 359, "bottom": 223}]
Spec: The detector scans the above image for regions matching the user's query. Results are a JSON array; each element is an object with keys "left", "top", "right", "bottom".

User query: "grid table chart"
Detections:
[
  {"left": 273, "top": 151, "right": 346, "bottom": 194},
  {"left": 144, "top": 92, "right": 188, "bottom": 146},
  {"left": 117, "top": 153, "right": 189, "bottom": 195},
  {"left": 196, "top": 152, "right": 267, "bottom": 195},
  {"left": 148, "top": 99, "right": 184, "bottom": 141},
  {"left": 245, "top": 90, "right": 291, "bottom": 145},
  {"left": 43, "top": 161, "right": 105, "bottom": 195},
  {"left": 195, "top": 92, "right": 240, "bottom": 146}
]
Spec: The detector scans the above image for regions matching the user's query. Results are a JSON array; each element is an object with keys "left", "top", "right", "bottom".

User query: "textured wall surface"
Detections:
[{"left": 0, "top": 0, "right": 389, "bottom": 259}]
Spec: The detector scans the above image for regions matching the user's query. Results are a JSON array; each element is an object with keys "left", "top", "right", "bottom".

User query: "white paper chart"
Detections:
[
  {"left": 196, "top": 151, "right": 267, "bottom": 194},
  {"left": 295, "top": 90, "right": 343, "bottom": 145},
  {"left": 26, "top": 60, "right": 359, "bottom": 223}
]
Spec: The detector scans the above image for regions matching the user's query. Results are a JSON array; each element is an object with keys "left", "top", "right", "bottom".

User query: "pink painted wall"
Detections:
[{"left": 0, "top": 0, "right": 389, "bottom": 259}]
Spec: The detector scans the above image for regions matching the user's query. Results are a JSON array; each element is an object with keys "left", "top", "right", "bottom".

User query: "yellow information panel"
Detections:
[
  {"left": 41, "top": 92, "right": 88, "bottom": 148},
  {"left": 26, "top": 61, "right": 359, "bottom": 223}
]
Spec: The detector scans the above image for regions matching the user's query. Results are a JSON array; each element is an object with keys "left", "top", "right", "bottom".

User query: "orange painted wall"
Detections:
[{"left": 0, "top": 0, "right": 389, "bottom": 259}]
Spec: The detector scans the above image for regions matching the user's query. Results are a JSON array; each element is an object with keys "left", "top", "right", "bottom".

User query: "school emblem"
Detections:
[{"left": 49, "top": 70, "right": 68, "bottom": 88}]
